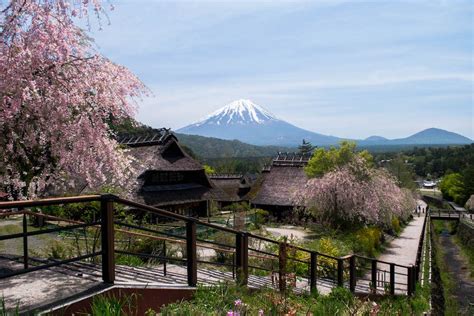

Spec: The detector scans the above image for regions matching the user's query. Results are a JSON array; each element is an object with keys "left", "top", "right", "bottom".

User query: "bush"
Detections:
[
  {"left": 213, "top": 231, "right": 235, "bottom": 264},
  {"left": 48, "top": 240, "right": 74, "bottom": 259},
  {"left": 115, "top": 254, "right": 144, "bottom": 267},
  {"left": 254, "top": 209, "right": 269, "bottom": 227},
  {"left": 353, "top": 227, "right": 382, "bottom": 257},
  {"left": 160, "top": 283, "right": 429, "bottom": 315},
  {"left": 391, "top": 217, "right": 401, "bottom": 235},
  {"left": 89, "top": 292, "right": 138, "bottom": 316}
]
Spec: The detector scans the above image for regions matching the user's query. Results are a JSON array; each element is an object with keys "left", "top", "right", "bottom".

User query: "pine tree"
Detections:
[{"left": 298, "top": 139, "right": 315, "bottom": 155}]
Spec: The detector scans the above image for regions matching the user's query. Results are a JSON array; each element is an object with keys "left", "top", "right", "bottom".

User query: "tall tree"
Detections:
[
  {"left": 385, "top": 155, "right": 417, "bottom": 190},
  {"left": 297, "top": 139, "right": 315, "bottom": 155},
  {"left": 298, "top": 142, "right": 414, "bottom": 228},
  {"left": 0, "top": 1, "right": 146, "bottom": 198}
]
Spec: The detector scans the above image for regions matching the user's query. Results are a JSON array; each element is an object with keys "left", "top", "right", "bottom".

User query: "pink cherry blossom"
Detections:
[
  {"left": 295, "top": 157, "right": 415, "bottom": 227},
  {"left": 0, "top": 1, "right": 146, "bottom": 198}
]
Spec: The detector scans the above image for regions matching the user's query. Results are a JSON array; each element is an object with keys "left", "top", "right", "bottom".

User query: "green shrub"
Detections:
[
  {"left": 213, "top": 231, "right": 235, "bottom": 264},
  {"left": 89, "top": 292, "right": 138, "bottom": 316},
  {"left": 254, "top": 209, "right": 269, "bottom": 226},
  {"left": 160, "top": 283, "right": 429, "bottom": 315},
  {"left": 115, "top": 254, "right": 144, "bottom": 267},
  {"left": 391, "top": 217, "right": 401, "bottom": 235},
  {"left": 353, "top": 227, "right": 382, "bottom": 257},
  {"left": 48, "top": 240, "right": 74, "bottom": 259}
]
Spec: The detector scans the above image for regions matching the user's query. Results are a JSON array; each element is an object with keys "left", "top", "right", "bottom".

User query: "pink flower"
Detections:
[
  {"left": 258, "top": 309, "right": 264, "bottom": 316},
  {"left": 234, "top": 299, "right": 242, "bottom": 306},
  {"left": 227, "top": 311, "right": 234, "bottom": 316}
]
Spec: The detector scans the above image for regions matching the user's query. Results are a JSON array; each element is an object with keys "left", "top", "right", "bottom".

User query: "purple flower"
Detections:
[
  {"left": 227, "top": 311, "right": 234, "bottom": 316},
  {"left": 234, "top": 299, "right": 242, "bottom": 306}
]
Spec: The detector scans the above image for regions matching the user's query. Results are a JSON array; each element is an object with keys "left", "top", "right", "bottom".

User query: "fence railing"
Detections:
[
  {"left": 429, "top": 208, "right": 472, "bottom": 220},
  {"left": 0, "top": 194, "right": 421, "bottom": 296}
]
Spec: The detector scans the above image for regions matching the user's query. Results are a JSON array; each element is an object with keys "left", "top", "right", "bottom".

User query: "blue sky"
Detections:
[{"left": 87, "top": 0, "right": 473, "bottom": 139}]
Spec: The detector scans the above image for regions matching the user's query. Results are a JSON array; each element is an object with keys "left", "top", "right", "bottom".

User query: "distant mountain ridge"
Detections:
[
  {"left": 178, "top": 99, "right": 341, "bottom": 146},
  {"left": 178, "top": 99, "right": 472, "bottom": 147},
  {"left": 175, "top": 133, "right": 292, "bottom": 158}
]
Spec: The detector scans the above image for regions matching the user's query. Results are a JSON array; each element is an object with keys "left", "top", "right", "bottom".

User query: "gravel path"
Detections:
[{"left": 264, "top": 226, "right": 308, "bottom": 240}]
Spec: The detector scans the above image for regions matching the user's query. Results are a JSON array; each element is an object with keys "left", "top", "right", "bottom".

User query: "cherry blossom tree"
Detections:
[
  {"left": 297, "top": 152, "right": 415, "bottom": 228},
  {"left": 0, "top": 1, "right": 146, "bottom": 199}
]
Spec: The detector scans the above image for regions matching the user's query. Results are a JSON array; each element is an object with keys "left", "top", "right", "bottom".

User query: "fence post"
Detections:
[
  {"left": 310, "top": 252, "right": 317, "bottom": 293},
  {"left": 407, "top": 266, "right": 413, "bottom": 296},
  {"left": 349, "top": 256, "right": 356, "bottom": 293},
  {"left": 390, "top": 263, "right": 395, "bottom": 295},
  {"left": 371, "top": 260, "right": 377, "bottom": 294},
  {"left": 22, "top": 211, "right": 28, "bottom": 269},
  {"left": 100, "top": 195, "right": 115, "bottom": 284},
  {"left": 186, "top": 221, "right": 197, "bottom": 287},
  {"left": 235, "top": 233, "right": 248, "bottom": 286},
  {"left": 232, "top": 253, "right": 235, "bottom": 279},
  {"left": 163, "top": 241, "right": 167, "bottom": 276},
  {"left": 279, "top": 242, "right": 287, "bottom": 292},
  {"left": 337, "top": 258, "right": 344, "bottom": 287}
]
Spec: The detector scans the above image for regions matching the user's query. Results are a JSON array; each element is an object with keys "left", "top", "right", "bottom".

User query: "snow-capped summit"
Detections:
[
  {"left": 177, "top": 99, "right": 341, "bottom": 146},
  {"left": 193, "top": 99, "right": 277, "bottom": 126}
]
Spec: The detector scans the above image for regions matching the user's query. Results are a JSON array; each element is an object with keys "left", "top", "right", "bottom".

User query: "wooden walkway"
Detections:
[
  {"left": 0, "top": 259, "right": 342, "bottom": 313},
  {"left": 1, "top": 212, "right": 428, "bottom": 313},
  {"left": 358, "top": 211, "right": 426, "bottom": 294}
]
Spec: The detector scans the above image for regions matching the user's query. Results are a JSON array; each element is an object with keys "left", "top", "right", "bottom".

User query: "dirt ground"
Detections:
[{"left": 264, "top": 225, "right": 308, "bottom": 240}]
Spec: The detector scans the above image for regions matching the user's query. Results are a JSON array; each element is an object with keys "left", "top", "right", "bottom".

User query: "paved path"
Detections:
[
  {"left": 357, "top": 206, "right": 427, "bottom": 294},
  {"left": 378, "top": 208, "right": 426, "bottom": 267}
]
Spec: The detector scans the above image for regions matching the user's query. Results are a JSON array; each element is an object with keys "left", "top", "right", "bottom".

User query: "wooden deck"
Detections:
[{"left": 2, "top": 257, "right": 413, "bottom": 313}]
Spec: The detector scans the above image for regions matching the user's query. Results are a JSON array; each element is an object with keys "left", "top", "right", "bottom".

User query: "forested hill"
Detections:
[{"left": 175, "top": 133, "right": 293, "bottom": 158}]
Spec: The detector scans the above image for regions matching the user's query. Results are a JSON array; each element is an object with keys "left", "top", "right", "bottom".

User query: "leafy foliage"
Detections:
[
  {"left": 375, "top": 144, "right": 474, "bottom": 178},
  {"left": 203, "top": 164, "right": 216, "bottom": 175},
  {"left": 160, "top": 283, "right": 429, "bottom": 315},
  {"left": 383, "top": 155, "right": 417, "bottom": 190},
  {"left": 305, "top": 141, "right": 373, "bottom": 178},
  {"left": 299, "top": 142, "right": 414, "bottom": 228},
  {"left": 439, "top": 173, "right": 466, "bottom": 205},
  {"left": 89, "top": 292, "right": 138, "bottom": 316}
]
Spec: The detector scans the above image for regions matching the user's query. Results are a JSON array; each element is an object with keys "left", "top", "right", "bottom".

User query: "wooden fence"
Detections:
[{"left": 0, "top": 195, "right": 423, "bottom": 296}]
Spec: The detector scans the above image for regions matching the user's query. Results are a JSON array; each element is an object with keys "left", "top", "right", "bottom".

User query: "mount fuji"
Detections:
[{"left": 177, "top": 99, "right": 341, "bottom": 146}]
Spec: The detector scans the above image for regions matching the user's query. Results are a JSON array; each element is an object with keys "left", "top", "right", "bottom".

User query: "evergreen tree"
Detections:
[{"left": 298, "top": 139, "right": 315, "bottom": 155}]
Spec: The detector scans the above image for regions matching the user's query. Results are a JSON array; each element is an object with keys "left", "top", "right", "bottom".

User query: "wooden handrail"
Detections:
[
  {"left": 0, "top": 195, "right": 101, "bottom": 209},
  {"left": 0, "top": 194, "right": 419, "bottom": 296}
]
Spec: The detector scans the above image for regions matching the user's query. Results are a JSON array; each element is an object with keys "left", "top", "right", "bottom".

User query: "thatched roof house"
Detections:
[
  {"left": 118, "top": 130, "right": 227, "bottom": 217},
  {"left": 252, "top": 153, "right": 310, "bottom": 215},
  {"left": 208, "top": 174, "right": 252, "bottom": 205}
]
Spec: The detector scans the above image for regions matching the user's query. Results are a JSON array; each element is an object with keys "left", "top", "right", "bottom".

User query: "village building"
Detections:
[
  {"left": 251, "top": 152, "right": 310, "bottom": 217},
  {"left": 208, "top": 174, "right": 252, "bottom": 206},
  {"left": 117, "top": 130, "right": 228, "bottom": 217}
]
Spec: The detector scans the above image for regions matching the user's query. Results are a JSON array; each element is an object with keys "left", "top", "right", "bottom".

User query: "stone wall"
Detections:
[{"left": 458, "top": 219, "right": 474, "bottom": 249}]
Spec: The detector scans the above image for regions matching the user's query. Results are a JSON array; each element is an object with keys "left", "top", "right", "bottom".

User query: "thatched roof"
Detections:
[
  {"left": 121, "top": 130, "right": 203, "bottom": 175},
  {"left": 252, "top": 154, "right": 309, "bottom": 207},
  {"left": 120, "top": 131, "right": 231, "bottom": 207},
  {"left": 209, "top": 174, "right": 252, "bottom": 202}
]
